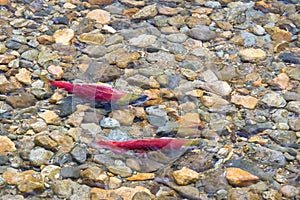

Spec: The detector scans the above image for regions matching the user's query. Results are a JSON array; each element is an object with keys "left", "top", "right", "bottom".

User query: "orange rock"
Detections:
[
  {"left": 226, "top": 167, "right": 260, "bottom": 187},
  {"left": 37, "top": 35, "right": 55, "bottom": 45},
  {"left": 172, "top": 167, "right": 199, "bottom": 185},
  {"left": 126, "top": 173, "right": 155, "bottom": 181},
  {"left": 271, "top": 27, "right": 292, "bottom": 42},
  {"left": 0, "top": 136, "right": 16, "bottom": 156},
  {"left": 272, "top": 73, "right": 290, "bottom": 90},
  {"left": 88, "top": 0, "right": 113, "bottom": 5},
  {"left": 230, "top": 94, "right": 258, "bottom": 109},
  {"left": 157, "top": 6, "right": 179, "bottom": 15},
  {"left": 123, "top": 8, "right": 139, "bottom": 19},
  {"left": 86, "top": 9, "right": 111, "bottom": 24},
  {"left": 0, "top": 0, "right": 10, "bottom": 6}
]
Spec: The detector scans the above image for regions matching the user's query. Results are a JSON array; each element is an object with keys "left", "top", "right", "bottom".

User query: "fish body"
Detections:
[
  {"left": 40, "top": 75, "right": 148, "bottom": 106},
  {"left": 94, "top": 138, "right": 191, "bottom": 153}
]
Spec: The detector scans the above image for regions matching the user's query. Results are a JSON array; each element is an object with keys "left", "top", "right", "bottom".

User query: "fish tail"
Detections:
[
  {"left": 94, "top": 140, "right": 125, "bottom": 154},
  {"left": 38, "top": 74, "right": 51, "bottom": 83}
]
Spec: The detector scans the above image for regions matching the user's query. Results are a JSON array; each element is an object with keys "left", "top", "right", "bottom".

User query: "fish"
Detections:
[
  {"left": 93, "top": 138, "right": 201, "bottom": 154},
  {"left": 39, "top": 75, "right": 148, "bottom": 106}
]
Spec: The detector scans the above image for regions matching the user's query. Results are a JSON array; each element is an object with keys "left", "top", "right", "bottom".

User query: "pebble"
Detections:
[
  {"left": 172, "top": 167, "right": 200, "bottom": 185},
  {"left": 107, "top": 160, "right": 132, "bottom": 177},
  {"left": 5, "top": 92, "right": 35, "bottom": 108},
  {"left": 248, "top": 146, "right": 286, "bottom": 167},
  {"left": 129, "top": 34, "right": 157, "bottom": 48},
  {"left": 38, "top": 110, "right": 60, "bottom": 125},
  {"left": 280, "top": 185, "right": 299, "bottom": 198},
  {"left": 60, "top": 166, "right": 81, "bottom": 179},
  {"left": 41, "top": 165, "right": 61, "bottom": 181},
  {"left": 78, "top": 32, "right": 106, "bottom": 45},
  {"left": 47, "top": 65, "right": 64, "bottom": 79},
  {"left": 132, "top": 4, "right": 157, "bottom": 19},
  {"left": 86, "top": 9, "right": 111, "bottom": 25},
  {"left": 145, "top": 106, "right": 168, "bottom": 127},
  {"left": 261, "top": 91, "right": 287, "bottom": 107},
  {"left": 70, "top": 143, "right": 87, "bottom": 163},
  {"left": 187, "top": 25, "right": 217, "bottom": 41},
  {"left": 29, "top": 147, "right": 54, "bottom": 166},
  {"left": 15, "top": 68, "right": 32, "bottom": 85},
  {"left": 100, "top": 117, "right": 120, "bottom": 129},
  {"left": 126, "top": 173, "right": 155, "bottom": 181},
  {"left": 286, "top": 101, "right": 300, "bottom": 114},
  {"left": 0, "top": 136, "right": 16, "bottom": 156},
  {"left": 109, "top": 109, "right": 135, "bottom": 126},
  {"left": 225, "top": 167, "right": 260, "bottom": 187},
  {"left": 230, "top": 94, "right": 258, "bottom": 109},
  {"left": 34, "top": 133, "right": 58, "bottom": 150},
  {"left": 239, "top": 48, "right": 267, "bottom": 62},
  {"left": 80, "top": 166, "right": 109, "bottom": 187},
  {"left": 53, "top": 29, "right": 74, "bottom": 46}
]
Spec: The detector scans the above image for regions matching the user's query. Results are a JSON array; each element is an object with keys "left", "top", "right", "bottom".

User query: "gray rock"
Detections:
[
  {"left": 261, "top": 91, "right": 286, "bottom": 107},
  {"left": 146, "top": 106, "right": 168, "bottom": 127},
  {"left": 250, "top": 24, "right": 265, "bottom": 36},
  {"left": 138, "top": 67, "right": 164, "bottom": 77},
  {"left": 126, "top": 74, "right": 151, "bottom": 89},
  {"left": 60, "top": 166, "right": 81, "bottom": 178},
  {"left": 187, "top": 25, "right": 217, "bottom": 41},
  {"left": 129, "top": 34, "right": 157, "bottom": 48},
  {"left": 82, "top": 45, "right": 106, "bottom": 58},
  {"left": 100, "top": 117, "right": 120, "bottom": 129},
  {"left": 284, "top": 91, "right": 300, "bottom": 101},
  {"left": 70, "top": 144, "right": 87, "bottom": 164},
  {"left": 286, "top": 101, "right": 300, "bottom": 114},
  {"left": 20, "top": 49, "right": 39, "bottom": 61},
  {"left": 107, "top": 160, "right": 132, "bottom": 177},
  {"left": 205, "top": 1, "right": 221, "bottom": 8},
  {"left": 166, "top": 33, "right": 188, "bottom": 43},
  {"left": 248, "top": 146, "right": 286, "bottom": 167},
  {"left": 268, "top": 130, "right": 297, "bottom": 146},
  {"left": 93, "top": 154, "right": 115, "bottom": 166},
  {"left": 146, "top": 51, "right": 175, "bottom": 65},
  {"left": 241, "top": 32, "right": 257, "bottom": 47},
  {"left": 271, "top": 109, "right": 289, "bottom": 123},
  {"left": 52, "top": 180, "right": 76, "bottom": 199},
  {"left": 29, "top": 147, "right": 54, "bottom": 166},
  {"left": 288, "top": 118, "right": 300, "bottom": 131},
  {"left": 108, "top": 129, "right": 131, "bottom": 141}
]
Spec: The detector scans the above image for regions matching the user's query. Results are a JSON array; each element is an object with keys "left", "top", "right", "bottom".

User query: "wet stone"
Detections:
[
  {"left": 107, "top": 160, "right": 132, "bottom": 177},
  {"left": 5, "top": 92, "right": 35, "bottom": 108},
  {"left": 86, "top": 9, "right": 111, "bottom": 25},
  {"left": 248, "top": 146, "right": 286, "bottom": 167},
  {"left": 70, "top": 144, "right": 87, "bottom": 163},
  {"left": 60, "top": 166, "right": 81, "bottom": 179},
  {"left": 129, "top": 34, "right": 157, "bottom": 48},
  {"left": 100, "top": 117, "right": 120, "bottom": 129},
  {"left": 166, "top": 33, "right": 188, "bottom": 43},
  {"left": 29, "top": 147, "right": 54, "bottom": 166},
  {"left": 286, "top": 101, "right": 300, "bottom": 114},
  {"left": 261, "top": 91, "right": 287, "bottom": 107},
  {"left": 0, "top": 136, "right": 16, "bottom": 156},
  {"left": 145, "top": 106, "right": 168, "bottom": 127},
  {"left": 268, "top": 130, "right": 297, "bottom": 146},
  {"left": 172, "top": 167, "right": 200, "bottom": 185},
  {"left": 132, "top": 4, "right": 158, "bottom": 19},
  {"left": 187, "top": 25, "right": 217, "bottom": 41},
  {"left": 239, "top": 48, "right": 267, "bottom": 62},
  {"left": 280, "top": 185, "right": 299, "bottom": 198},
  {"left": 225, "top": 167, "right": 260, "bottom": 187}
]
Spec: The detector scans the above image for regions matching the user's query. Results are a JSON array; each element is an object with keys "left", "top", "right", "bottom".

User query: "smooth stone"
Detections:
[
  {"left": 20, "top": 49, "right": 39, "bottom": 61},
  {"left": 126, "top": 74, "right": 152, "bottom": 89},
  {"left": 279, "top": 52, "right": 300, "bottom": 64},
  {"left": 38, "top": 110, "right": 60, "bottom": 125},
  {"left": 166, "top": 33, "right": 188, "bottom": 43},
  {"left": 15, "top": 68, "right": 32, "bottom": 85},
  {"left": 145, "top": 106, "right": 168, "bottom": 127},
  {"left": 60, "top": 166, "right": 81, "bottom": 179},
  {"left": 230, "top": 95, "right": 258, "bottom": 109},
  {"left": 286, "top": 101, "right": 300, "bottom": 114},
  {"left": 78, "top": 32, "right": 105, "bottom": 45},
  {"left": 107, "top": 160, "right": 132, "bottom": 177},
  {"left": 86, "top": 9, "right": 111, "bottom": 24},
  {"left": 239, "top": 48, "right": 267, "bottom": 62},
  {"left": 29, "top": 147, "right": 54, "bottom": 166},
  {"left": 132, "top": 4, "right": 157, "bottom": 19},
  {"left": 53, "top": 29, "right": 74, "bottom": 46},
  {"left": 261, "top": 91, "right": 287, "bottom": 107},
  {"left": 228, "top": 188, "right": 261, "bottom": 200},
  {"left": 280, "top": 185, "right": 299, "bottom": 198},
  {"left": 0, "top": 136, "right": 16, "bottom": 156},
  {"left": 226, "top": 167, "right": 260, "bottom": 187},
  {"left": 288, "top": 118, "right": 300, "bottom": 131},
  {"left": 100, "top": 117, "right": 120, "bottom": 129},
  {"left": 5, "top": 92, "right": 35, "bottom": 108},
  {"left": 70, "top": 144, "right": 87, "bottom": 164},
  {"left": 80, "top": 166, "right": 109, "bottom": 186},
  {"left": 268, "top": 130, "right": 297, "bottom": 146},
  {"left": 34, "top": 133, "right": 58, "bottom": 150},
  {"left": 248, "top": 146, "right": 286, "bottom": 167},
  {"left": 81, "top": 123, "right": 102, "bottom": 135},
  {"left": 172, "top": 167, "right": 200, "bottom": 185},
  {"left": 187, "top": 25, "right": 217, "bottom": 41},
  {"left": 129, "top": 34, "right": 157, "bottom": 48}
]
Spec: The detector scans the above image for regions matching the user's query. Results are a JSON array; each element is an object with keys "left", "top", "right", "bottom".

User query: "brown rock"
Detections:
[
  {"left": 80, "top": 166, "right": 109, "bottom": 186},
  {"left": 271, "top": 73, "right": 289, "bottom": 90},
  {"left": 86, "top": 9, "right": 111, "bottom": 24},
  {"left": 88, "top": 0, "right": 113, "bottom": 5},
  {"left": 47, "top": 65, "right": 64, "bottom": 79},
  {"left": 216, "top": 21, "right": 233, "bottom": 31},
  {"left": 38, "top": 110, "right": 60, "bottom": 125},
  {"left": 271, "top": 27, "right": 292, "bottom": 42},
  {"left": 90, "top": 186, "right": 154, "bottom": 200},
  {"left": 157, "top": 6, "right": 178, "bottom": 15},
  {"left": 120, "top": 0, "right": 145, "bottom": 7},
  {"left": 0, "top": 0, "right": 10, "bottom": 6},
  {"left": 177, "top": 113, "right": 201, "bottom": 128},
  {"left": 3, "top": 168, "right": 37, "bottom": 185},
  {"left": 53, "top": 29, "right": 74, "bottom": 46},
  {"left": 0, "top": 136, "right": 16, "bottom": 155},
  {"left": 239, "top": 48, "right": 267, "bottom": 62},
  {"left": 230, "top": 94, "right": 258, "bottom": 109},
  {"left": 109, "top": 109, "right": 135, "bottom": 126},
  {"left": 0, "top": 53, "right": 16, "bottom": 64},
  {"left": 6, "top": 92, "right": 35, "bottom": 108},
  {"left": 172, "top": 167, "right": 199, "bottom": 185},
  {"left": 126, "top": 173, "right": 155, "bottom": 181},
  {"left": 34, "top": 133, "right": 58, "bottom": 150},
  {"left": 0, "top": 74, "right": 16, "bottom": 93},
  {"left": 78, "top": 32, "right": 105, "bottom": 45},
  {"left": 143, "top": 89, "right": 162, "bottom": 106},
  {"left": 132, "top": 4, "right": 157, "bottom": 19},
  {"left": 37, "top": 35, "right": 55, "bottom": 45},
  {"left": 15, "top": 68, "right": 32, "bottom": 85},
  {"left": 50, "top": 131, "right": 74, "bottom": 152},
  {"left": 160, "top": 26, "right": 179, "bottom": 34},
  {"left": 226, "top": 167, "right": 260, "bottom": 187},
  {"left": 228, "top": 188, "right": 262, "bottom": 200},
  {"left": 123, "top": 8, "right": 139, "bottom": 19}
]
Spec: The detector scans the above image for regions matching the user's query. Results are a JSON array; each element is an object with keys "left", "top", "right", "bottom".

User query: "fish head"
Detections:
[{"left": 129, "top": 94, "right": 149, "bottom": 106}]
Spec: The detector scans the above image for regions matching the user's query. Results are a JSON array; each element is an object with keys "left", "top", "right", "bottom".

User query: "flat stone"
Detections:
[
  {"left": 86, "top": 9, "right": 111, "bottom": 25},
  {"left": 70, "top": 143, "right": 87, "bottom": 163},
  {"left": 34, "top": 133, "right": 58, "bottom": 150},
  {"left": 0, "top": 54, "right": 16, "bottom": 64},
  {"left": 60, "top": 166, "right": 81, "bottom": 179},
  {"left": 261, "top": 91, "right": 287, "bottom": 108},
  {"left": 53, "top": 29, "right": 74, "bottom": 46},
  {"left": 120, "top": 0, "right": 145, "bottom": 7},
  {"left": 226, "top": 167, "right": 260, "bottom": 187},
  {"left": 239, "top": 48, "right": 267, "bottom": 62},
  {"left": 132, "top": 4, "right": 157, "bottom": 19},
  {"left": 126, "top": 173, "right": 155, "bottom": 181},
  {"left": 109, "top": 109, "right": 135, "bottom": 126},
  {"left": 15, "top": 68, "right": 32, "bottom": 85},
  {"left": 0, "top": 136, "right": 16, "bottom": 156},
  {"left": 100, "top": 117, "right": 120, "bottom": 129},
  {"left": 5, "top": 92, "right": 35, "bottom": 108},
  {"left": 29, "top": 147, "right": 54, "bottom": 166},
  {"left": 172, "top": 167, "right": 200, "bottom": 185},
  {"left": 37, "top": 35, "right": 55, "bottom": 45},
  {"left": 38, "top": 110, "right": 60, "bottom": 125},
  {"left": 271, "top": 73, "right": 289, "bottom": 89},
  {"left": 80, "top": 166, "right": 109, "bottom": 185},
  {"left": 280, "top": 185, "right": 299, "bottom": 198},
  {"left": 129, "top": 34, "right": 157, "bottom": 48},
  {"left": 89, "top": 0, "right": 113, "bottom": 5},
  {"left": 230, "top": 94, "right": 258, "bottom": 109},
  {"left": 47, "top": 65, "right": 64, "bottom": 79},
  {"left": 157, "top": 6, "right": 179, "bottom": 15},
  {"left": 187, "top": 25, "right": 217, "bottom": 41},
  {"left": 78, "top": 32, "right": 105, "bottom": 45},
  {"left": 107, "top": 160, "right": 132, "bottom": 177},
  {"left": 286, "top": 101, "right": 300, "bottom": 114}
]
